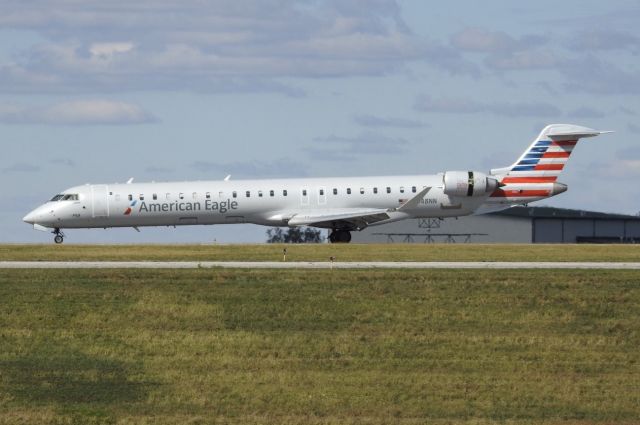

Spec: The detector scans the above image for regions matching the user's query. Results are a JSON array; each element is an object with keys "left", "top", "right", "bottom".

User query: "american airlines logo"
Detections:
[{"left": 124, "top": 200, "right": 137, "bottom": 215}]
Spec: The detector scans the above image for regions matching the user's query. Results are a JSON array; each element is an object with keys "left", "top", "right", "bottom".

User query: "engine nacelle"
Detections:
[{"left": 443, "top": 171, "right": 499, "bottom": 197}]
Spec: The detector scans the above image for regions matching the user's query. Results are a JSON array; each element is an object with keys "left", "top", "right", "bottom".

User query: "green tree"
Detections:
[{"left": 266, "top": 227, "right": 325, "bottom": 243}]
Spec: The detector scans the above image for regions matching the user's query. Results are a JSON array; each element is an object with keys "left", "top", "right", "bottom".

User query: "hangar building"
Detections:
[{"left": 351, "top": 206, "right": 640, "bottom": 243}]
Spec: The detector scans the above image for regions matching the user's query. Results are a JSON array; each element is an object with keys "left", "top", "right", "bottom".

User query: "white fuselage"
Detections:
[{"left": 24, "top": 174, "right": 504, "bottom": 231}]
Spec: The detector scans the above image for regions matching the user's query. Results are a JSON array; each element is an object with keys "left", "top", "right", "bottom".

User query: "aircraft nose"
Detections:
[
  {"left": 23, "top": 211, "right": 36, "bottom": 224},
  {"left": 23, "top": 207, "right": 45, "bottom": 225}
]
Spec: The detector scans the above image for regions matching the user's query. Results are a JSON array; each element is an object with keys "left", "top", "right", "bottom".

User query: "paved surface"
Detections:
[{"left": 2, "top": 261, "right": 640, "bottom": 269}]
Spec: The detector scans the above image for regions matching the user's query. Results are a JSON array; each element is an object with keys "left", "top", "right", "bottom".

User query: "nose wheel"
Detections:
[
  {"left": 52, "top": 228, "right": 65, "bottom": 244},
  {"left": 329, "top": 229, "right": 352, "bottom": 243}
]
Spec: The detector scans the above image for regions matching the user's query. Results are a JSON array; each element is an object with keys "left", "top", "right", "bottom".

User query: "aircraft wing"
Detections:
[
  {"left": 283, "top": 208, "right": 391, "bottom": 230},
  {"left": 271, "top": 187, "right": 432, "bottom": 230}
]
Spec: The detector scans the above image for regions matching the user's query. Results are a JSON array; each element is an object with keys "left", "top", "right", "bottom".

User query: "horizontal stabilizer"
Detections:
[{"left": 545, "top": 124, "right": 611, "bottom": 141}]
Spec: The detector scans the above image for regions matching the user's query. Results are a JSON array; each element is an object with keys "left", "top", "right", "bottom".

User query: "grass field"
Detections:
[
  {"left": 3, "top": 243, "right": 640, "bottom": 262},
  {"left": 0, "top": 268, "right": 638, "bottom": 424}
]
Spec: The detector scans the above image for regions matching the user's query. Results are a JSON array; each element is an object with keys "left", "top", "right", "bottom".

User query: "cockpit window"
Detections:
[{"left": 51, "top": 194, "right": 79, "bottom": 201}]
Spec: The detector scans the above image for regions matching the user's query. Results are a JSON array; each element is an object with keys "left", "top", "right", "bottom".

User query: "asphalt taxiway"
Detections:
[{"left": 1, "top": 261, "right": 640, "bottom": 269}]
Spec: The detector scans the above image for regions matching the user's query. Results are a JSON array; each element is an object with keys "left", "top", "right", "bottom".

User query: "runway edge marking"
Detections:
[{"left": 2, "top": 261, "right": 640, "bottom": 269}]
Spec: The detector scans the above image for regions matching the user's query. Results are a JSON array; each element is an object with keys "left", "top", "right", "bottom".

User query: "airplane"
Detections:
[{"left": 23, "top": 124, "right": 610, "bottom": 244}]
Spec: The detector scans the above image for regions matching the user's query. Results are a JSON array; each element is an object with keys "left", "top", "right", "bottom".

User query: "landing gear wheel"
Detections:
[
  {"left": 329, "top": 230, "right": 352, "bottom": 243},
  {"left": 52, "top": 228, "right": 65, "bottom": 244}
]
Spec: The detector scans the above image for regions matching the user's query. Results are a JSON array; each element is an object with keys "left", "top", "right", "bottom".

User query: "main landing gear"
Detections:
[
  {"left": 329, "top": 229, "right": 352, "bottom": 243},
  {"left": 53, "top": 228, "right": 65, "bottom": 244}
]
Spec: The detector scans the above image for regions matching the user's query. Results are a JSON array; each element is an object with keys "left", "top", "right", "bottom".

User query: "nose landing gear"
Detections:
[
  {"left": 52, "top": 228, "right": 65, "bottom": 244},
  {"left": 329, "top": 229, "right": 352, "bottom": 243}
]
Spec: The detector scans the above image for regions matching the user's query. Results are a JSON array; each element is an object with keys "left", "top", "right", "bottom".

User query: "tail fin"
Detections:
[{"left": 489, "top": 124, "right": 611, "bottom": 202}]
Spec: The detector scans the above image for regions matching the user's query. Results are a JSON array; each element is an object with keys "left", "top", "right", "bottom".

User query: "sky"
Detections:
[{"left": 1, "top": 0, "right": 639, "bottom": 243}]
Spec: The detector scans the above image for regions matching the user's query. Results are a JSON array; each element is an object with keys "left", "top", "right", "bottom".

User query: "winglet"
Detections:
[
  {"left": 126, "top": 177, "right": 134, "bottom": 184},
  {"left": 224, "top": 175, "right": 231, "bottom": 181},
  {"left": 393, "top": 187, "right": 431, "bottom": 212}
]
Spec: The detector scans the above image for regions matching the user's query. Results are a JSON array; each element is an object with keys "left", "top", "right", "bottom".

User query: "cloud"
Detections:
[
  {"left": 414, "top": 95, "right": 561, "bottom": 117},
  {"left": 2, "top": 163, "right": 40, "bottom": 173},
  {"left": 560, "top": 56, "right": 640, "bottom": 95},
  {"left": 0, "top": 0, "right": 479, "bottom": 95},
  {"left": 450, "top": 28, "right": 519, "bottom": 53},
  {"left": 485, "top": 49, "right": 560, "bottom": 70},
  {"left": 566, "top": 107, "right": 605, "bottom": 119},
  {"left": 190, "top": 158, "right": 308, "bottom": 178},
  {"left": 449, "top": 26, "right": 640, "bottom": 97},
  {"left": 307, "top": 132, "right": 410, "bottom": 161},
  {"left": 451, "top": 28, "right": 510, "bottom": 52},
  {"left": 352, "top": 114, "right": 426, "bottom": 128},
  {"left": 0, "top": 99, "right": 156, "bottom": 125},
  {"left": 568, "top": 29, "right": 639, "bottom": 52}
]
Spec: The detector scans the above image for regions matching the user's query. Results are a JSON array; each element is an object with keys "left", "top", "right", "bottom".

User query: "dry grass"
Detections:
[
  {"left": 2, "top": 243, "right": 640, "bottom": 262},
  {"left": 0, "top": 269, "right": 638, "bottom": 424}
]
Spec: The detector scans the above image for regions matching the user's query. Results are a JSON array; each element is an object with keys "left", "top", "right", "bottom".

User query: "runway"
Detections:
[{"left": 2, "top": 261, "right": 640, "bottom": 269}]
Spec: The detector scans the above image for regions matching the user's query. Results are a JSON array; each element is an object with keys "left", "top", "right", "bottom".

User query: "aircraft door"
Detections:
[
  {"left": 91, "top": 185, "right": 109, "bottom": 218},
  {"left": 318, "top": 187, "right": 326, "bottom": 205},
  {"left": 300, "top": 188, "right": 309, "bottom": 206}
]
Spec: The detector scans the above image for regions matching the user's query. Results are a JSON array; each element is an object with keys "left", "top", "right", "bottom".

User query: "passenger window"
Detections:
[
  {"left": 179, "top": 193, "right": 184, "bottom": 200},
  {"left": 302, "top": 189, "right": 307, "bottom": 196},
  {"left": 258, "top": 191, "right": 262, "bottom": 197},
  {"left": 347, "top": 188, "right": 351, "bottom": 195},
  {"left": 152, "top": 193, "right": 157, "bottom": 200},
  {"left": 246, "top": 191, "right": 250, "bottom": 198},
  {"left": 400, "top": 187, "right": 404, "bottom": 194},
  {"left": 412, "top": 186, "right": 417, "bottom": 193},
  {"left": 386, "top": 187, "right": 391, "bottom": 194},
  {"left": 360, "top": 188, "right": 364, "bottom": 194},
  {"left": 139, "top": 194, "right": 144, "bottom": 200},
  {"left": 319, "top": 189, "right": 324, "bottom": 196},
  {"left": 373, "top": 187, "right": 378, "bottom": 194},
  {"left": 128, "top": 194, "right": 133, "bottom": 201},
  {"left": 232, "top": 191, "right": 237, "bottom": 198},
  {"left": 270, "top": 190, "right": 274, "bottom": 197},
  {"left": 283, "top": 189, "right": 288, "bottom": 196},
  {"left": 333, "top": 188, "right": 338, "bottom": 195},
  {"left": 206, "top": 192, "right": 211, "bottom": 199}
]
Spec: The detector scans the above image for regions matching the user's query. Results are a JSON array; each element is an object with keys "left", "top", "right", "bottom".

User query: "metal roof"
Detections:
[{"left": 492, "top": 206, "right": 640, "bottom": 220}]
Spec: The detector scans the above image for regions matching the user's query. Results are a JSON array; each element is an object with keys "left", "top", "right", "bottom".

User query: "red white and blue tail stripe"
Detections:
[{"left": 488, "top": 124, "right": 609, "bottom": 203}]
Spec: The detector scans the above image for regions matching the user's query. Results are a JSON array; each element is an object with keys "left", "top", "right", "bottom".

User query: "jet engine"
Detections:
[{"left": 443, "top": 171, "right": 499, "bottom": 197}]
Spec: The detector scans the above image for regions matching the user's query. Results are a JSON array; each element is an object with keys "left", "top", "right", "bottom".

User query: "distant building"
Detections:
[{"left": 351, "top": 206, "right": 640, "bottom": 243}]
